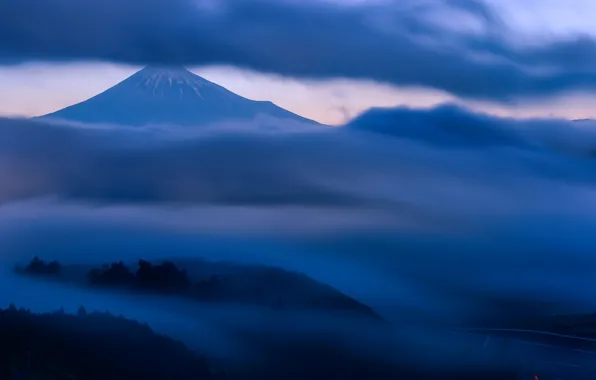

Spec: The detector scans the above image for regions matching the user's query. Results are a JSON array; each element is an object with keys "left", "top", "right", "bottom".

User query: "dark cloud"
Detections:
[
  {"left": 348, "top": 103, "right": 596, "bottom": 157},
  {"left": 3, "top": 0, "right": 596, "bottom": 100},
  {"left": 347, "top": 104, "right": 528, "bottom": 148}
]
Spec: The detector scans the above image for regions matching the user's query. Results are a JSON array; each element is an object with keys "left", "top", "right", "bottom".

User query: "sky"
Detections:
[{"left": 2, "top": 0, "right": 596, "bottom": 125}]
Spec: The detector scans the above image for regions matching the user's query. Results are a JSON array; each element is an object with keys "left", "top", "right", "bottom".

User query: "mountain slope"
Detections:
[
  {"left": 41, "top": 66, "right": 318, "bottom": 126},
  {"left": 16, "top": 257, "right": 383, "bottom": 321}
]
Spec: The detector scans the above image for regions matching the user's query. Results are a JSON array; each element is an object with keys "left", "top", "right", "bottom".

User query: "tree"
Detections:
[
  {"left": 47, "top": 260, "right": 62, "bottom": 275},
  {"left": 77, "top": 306, "right": 87, "bottom": 317},
  {"left": 22, "top": 257, "right": 61, "bottom": 276},
  {"left": 135, "top": 260, "right": 191, "bottom": 292},
  {"left": 88, "top": 261, "right": 135, "bottom": 286}
]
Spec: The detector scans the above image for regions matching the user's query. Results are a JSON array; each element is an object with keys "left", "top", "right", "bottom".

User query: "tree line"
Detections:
[{"left": 0, "top": 305, "right": 222, "bottom": 380}]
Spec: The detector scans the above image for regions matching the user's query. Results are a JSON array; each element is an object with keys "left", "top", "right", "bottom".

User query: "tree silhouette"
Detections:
[
  {"left": 0, "top": 306, "right": 219, "bottom": 380},
  {"left": 135, "top": 259, "right": 192, "bottom": 292},
  {"left": 20, "top": 256, "right": 61, "bottom": 276},
  {"left": 77, "top": 305, "right": 87, "bottom": 317},
  {"left": 88, "top": 261, "right": 135, "bottom": 286}
]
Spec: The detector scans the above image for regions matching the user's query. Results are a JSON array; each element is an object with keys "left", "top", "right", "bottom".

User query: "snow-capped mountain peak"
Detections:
[
  {"left": 127, "top": 66, "right": 231, "bottom": 100},
  {"left": 137, "top": 66, "right": 207, "bottom": 91},
  {"left": 40, "top": 66, "right": 317, "bottom": 127}
]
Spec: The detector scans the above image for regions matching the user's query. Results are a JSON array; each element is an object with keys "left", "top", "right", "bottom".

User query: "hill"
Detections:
[
  {"left": 16, "top": 257, "right": 383, "bottom": 321},
  {"left": 0, "top": 306, "right": 220, "bottom": 380}
]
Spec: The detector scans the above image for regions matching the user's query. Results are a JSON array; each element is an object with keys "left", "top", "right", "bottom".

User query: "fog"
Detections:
[{"left": 2, "top": 105, "right": 596, "bottom": 375}]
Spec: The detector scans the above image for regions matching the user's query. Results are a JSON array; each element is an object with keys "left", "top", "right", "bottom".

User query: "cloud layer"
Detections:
[
  {"left": 4, "top": 109, "right": 596, "bottom": 358},
  {"left": 2, "top": 106, "right": 596, "bottom": 227},
  {"left": 3, "top": 0, "right": 596, "bottom": 100}
]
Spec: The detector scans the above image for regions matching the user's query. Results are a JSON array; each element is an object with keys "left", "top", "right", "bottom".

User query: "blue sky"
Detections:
[{"left": 1, "top": 0, "right": 596, "bottom": 124}]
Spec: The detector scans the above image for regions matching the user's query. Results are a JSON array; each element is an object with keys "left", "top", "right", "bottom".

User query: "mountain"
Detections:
[{"left": 40, "top": 66, "right": 318, "bottom": 126}]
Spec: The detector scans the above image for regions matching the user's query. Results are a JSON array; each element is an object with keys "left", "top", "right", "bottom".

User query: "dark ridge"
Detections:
[
  {"left": 0, "top": 306, "right": 523, "bottom": 380},
  {"left": 0, "top": 305, "right": 221, "bottom": 380}
]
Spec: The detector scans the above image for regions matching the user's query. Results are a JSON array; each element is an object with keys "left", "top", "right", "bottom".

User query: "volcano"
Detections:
[{"left": 40, "top": 66, "right": 318, "bottom": 126}]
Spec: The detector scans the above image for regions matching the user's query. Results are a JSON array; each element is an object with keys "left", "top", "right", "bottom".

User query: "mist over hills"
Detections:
[{"left": 6, "top": 76, "right": 596, "bottom": 380}]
